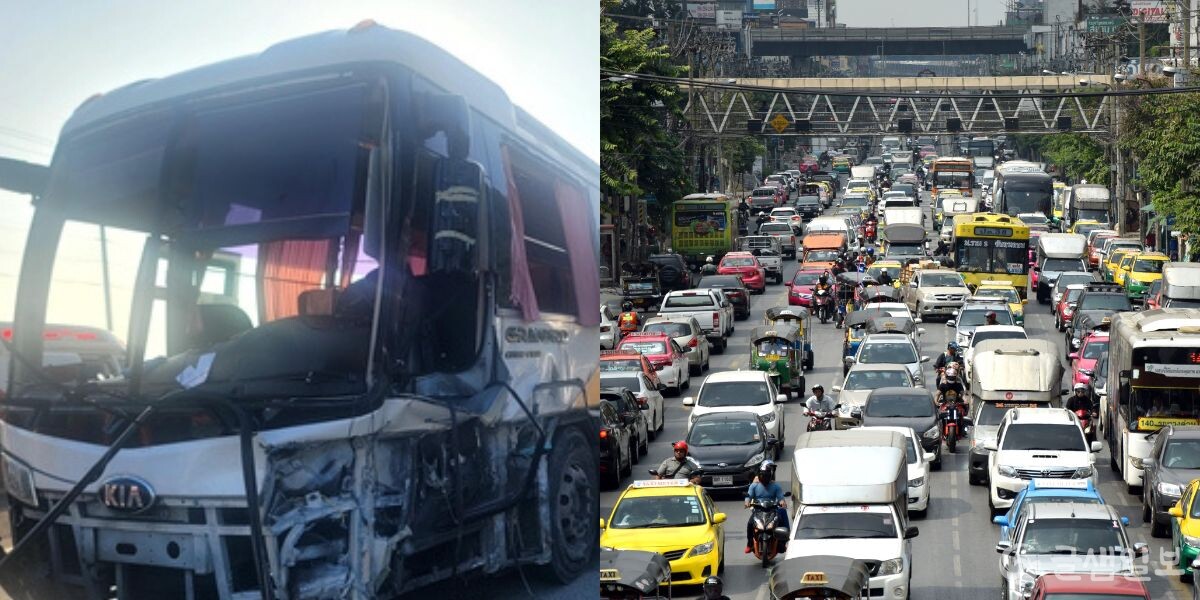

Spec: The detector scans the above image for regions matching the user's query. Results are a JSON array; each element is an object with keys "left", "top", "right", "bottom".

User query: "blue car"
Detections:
[{"left": 992, "top": 479, "right": 1123, "bottom": 543}]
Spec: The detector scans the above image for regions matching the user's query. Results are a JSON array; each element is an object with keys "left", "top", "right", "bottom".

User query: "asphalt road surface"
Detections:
[{"left": 600, "top": 186, "right": 1197, "bottom": 600}]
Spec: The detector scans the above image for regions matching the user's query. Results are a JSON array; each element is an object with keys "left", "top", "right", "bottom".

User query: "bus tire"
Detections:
[{"left": 540, "top": 427, "right": 598, "bottom": 584}]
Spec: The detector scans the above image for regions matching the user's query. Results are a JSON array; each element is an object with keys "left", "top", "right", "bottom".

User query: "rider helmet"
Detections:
[
  {"left": 945, "top": 366, "right": 958, "bottom": 378},
  {"left": 621, "top": 301, "right": 633, "bottom": 311},
  {"left": 947, "top": 342, "right": 959, "bottom": 351},
  {"left": 986, "top": 311, "right": 997, "bottom": 319},
  {"left": 760, "top": 460, "right": 777, "bottom": 474},
  {"left": 705, "top": 256, "right": 714, "bottom": 264},
  {"left": 1074, "top": 382, "right": 1088, "bottom": 392},
  {"left": 672, "top": 441, "right": 689, "bottom": 452},
  {"left": 812, "top": 384, "right": 824, "bottom": 392},
  {"left": 702, "top": 576, "right": 724, "bottom": 599}
]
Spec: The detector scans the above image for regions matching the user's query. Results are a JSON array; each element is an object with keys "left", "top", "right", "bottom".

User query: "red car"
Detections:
[
  {"left": 1027, "top": 573, "right": 1149, "bottom": 600},
  {"left": 615, "top": 332, "right": 690, "bottom": 391},
  {"left": 1089, "top": 232, "right": 1117, "bottom": 268},
  {"left": 718, "top": 252, "right": 767, "bottom": 293},
  {"left": 1145, "top": 278, "right": 1163, "bottom": 309},
  {"left": 1069, "top": 330, "right": 1109, "bottom": 386},
  {"left": 788, "top": 269, "right": 826, "bottom": 307},
  {"left": 799, "top": 158, "right": 820, "bottom": 174},
  {"left": 1053, "top": 284, "right": 1087, "bottom": 331},
  {"left": 600, "top": 350, "right": 662, "bottom": 390}
]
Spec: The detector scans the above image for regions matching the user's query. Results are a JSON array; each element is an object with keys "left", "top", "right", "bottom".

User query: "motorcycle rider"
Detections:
[
  {"left": 657, "top": 441, "right": 700, "bottom": 479},
  {"left": 618, "top": 301, "right": 641, "bottom": 337},
  {"left": 934, "top": 239, "right": 951, "bottom": 257},
  {"left": 1066, "top": 382, "right": 1093, "bottom": 414},
  {"left": 877, "top": 268, "right": 894, "bottom": 286},
  {"left": 813, "top": 272, "right": 834, "bottom": 320},
  {"left": 806, "top": 384, "right": 836, "bottom": 430},
  {"left": 744, "top": 461, "right": 788, "bottom": 554},
  {"left": 700, "top": 576, "right": 732, "bottom": 600},
  {"left": 938, "top": 365, "right": 966, "bottom": 403},
  {"left": 984, "top": 311, "right": 999, "bottom": 326},
  {"left": 934, "top": 342, "right": 962, "bottom": 374},
  {"left": 700, "top": 256, "right": 719, "bottom": 276}
]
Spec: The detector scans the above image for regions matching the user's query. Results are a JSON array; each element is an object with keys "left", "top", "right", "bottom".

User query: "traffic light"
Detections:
[
  {"left": 793, "top": 119, "right": 812, "bottom": 132},
  {"left": 946, "top": 118, "right": 961, "bottom": 132},
  {"left": 897, "top": 118, "right": 913, "bottom": 133},
  {"left": 1004, "top": 117, "right": 1019, "bottom": 131},
  {"left": 746, "top": 119, "right": 763, "bottom": 133},
  {"left": 1057, "top": 116, "right": 1072, "bottom": 131}
]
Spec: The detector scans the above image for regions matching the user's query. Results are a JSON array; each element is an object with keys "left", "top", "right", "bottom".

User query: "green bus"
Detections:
[{"left": 671, "top": 193, "right": 740, "bottom": 266}]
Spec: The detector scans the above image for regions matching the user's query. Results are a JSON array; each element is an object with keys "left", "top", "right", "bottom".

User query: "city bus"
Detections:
[
  {"left": 930, "top": 156, "right": 975, "bottom": 199},
  {"left": 672, "top": 193, "right": 739, "bottom": 267},
  {"left": 950, "top": 213, "right": 1031, "bottom": 294},
  {"left": 1107, "top": 309, "right": 1200, "bottom": 493},
  {"left": 1051, "top": 181, "right": 1068, "bottom": 221},
  {"left": 0, "top": 22, "right": 599, "bottom": 598},
  {"left": 992, "top": 161, "right": 1053, "bottom": 217}
]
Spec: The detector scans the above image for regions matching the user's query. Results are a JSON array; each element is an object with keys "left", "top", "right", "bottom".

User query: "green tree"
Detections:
[
  {"left": 722, "top": 136, "right": 766, "bottom": 178},
  {"left": 1121, "top": 92, "right": 1200, "bottom": 240},
  {"left": 600, "top": 0, "right": 688, "bottom": 205},
  {"left": 1011, "top": 133, "right": 1108, "bottom": 185}
]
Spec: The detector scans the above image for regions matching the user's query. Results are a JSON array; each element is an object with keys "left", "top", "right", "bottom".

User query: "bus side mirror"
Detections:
[{"left": 427, "top": 158, "right": 485, "bottom": 276}]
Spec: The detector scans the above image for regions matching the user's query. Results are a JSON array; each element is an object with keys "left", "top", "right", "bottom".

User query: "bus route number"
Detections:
[{"left": 974, "top": 227, "right": 1012, "bottom": 237}]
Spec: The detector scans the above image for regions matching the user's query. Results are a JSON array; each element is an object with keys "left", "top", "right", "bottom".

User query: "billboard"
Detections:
[
  {"left": 752, "top": 0, "right": 776, "bottom": 10},
  {"left": 1086, "top": 16, "right": 1126, "bottom": 33},
  {"left": 687, "top": 1, "right": 717, "bottom": 19},
  {"left": 1130, "top": 0, "right": 1168, "bottom": 24},
  {"left": 716, "top": 9, "right": 743, "bottom": 27}
]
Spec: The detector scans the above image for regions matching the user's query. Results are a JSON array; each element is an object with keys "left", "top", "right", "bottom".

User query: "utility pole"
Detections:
[
  {"left": 1139, "top": 15, "right": 1146, "bottom": 76},
  {"left": 1184, "top": 0, "right": 1192, "bottom": 86}
]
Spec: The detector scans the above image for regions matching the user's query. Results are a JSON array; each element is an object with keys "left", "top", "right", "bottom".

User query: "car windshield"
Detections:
[
  {"left": 609, "top": 496, "right": 707, "bottom": 529},
  {"left": 805, "top": 250, "right": 840, "bottom": 262},
  {"left": 1043, "top": 594, "right": 1144, "bottom": 600},
  {"left": 793, "top": 511, "right": 898, "bottom": 540},
  {"left": 976, "top": 289, "right": 1019, "bottom": 303},
  {"left": 793, "top": 272, "right": 821, "bottom": 286},
  {"left": 773, "top": 210, "right": 797, "bottom": 218},
  {"left": 1158, "top": 440, "right": 1200, "bottom": 470},
  {"left": 904, "top": 436, "right": 918, "bottom": 464},
  {"left": 756, "top": 339, "right": 790, "bottom": 355},
  {"left": 664, "top": 295, "right": 716, "bottom": 308},
  {"left": 842, "top": 198, "right": 869, "bottom": 207},
  {"left": 1065, "top": 288, "right": 1085, "bottom": 303},
  {"left": 620, "top": 341, "right": 666, "bottom": 355},
  {"left": 866, "top": 395, "right": 933, "bottom": 417},
  {"left": 977, "top": 403, "right": 1033, "bottom": 426},
  {"left": 923, "top": 273, "right": 965, "bottom": 287},
  {"left": 1043, "top": 258, "right": 1087, "bottom": 272},
  {"left": 687, "top": 419, "right": 761, "bottom": 446},
  {"left": 844, "top": 370, "right": 912, "bottom": 390},
  {"left": 601, "top": 359, "right": 644, "bottom": 373},
  {"left": 698, "top": 381, "right": 770, "bottom": 408},
  {"left": 960, "top": 310, "right": 1013, "bottom": 327},
  {"left": 1133, "top": 259, "right": 1165, "bottom": 273},
  {"left": 760, "top": 224, "right": 791, "bottom": 234},
  {"left": 971, "top": 330, "right": 1026, "bottom": 346},
  {"left": 697, "top": 276, "right": 740, "bottom": 288},
  {"left": 722, "top": 257, "right": 756, "bottom": 267},
  {"left": 859, "top": 342, "right": 918, "bottom": 364},
  {"left": 797, "top": 197, "right": 820, "bottom": 206},
  {"left": 1002, "top": 424, "right": 1086, "bottom": 451},
  {"left": 1020, "top": 518, "right": 1124, "bottom": 555},
  {"left": 599, "top": 375, "right": 642, "bottom": 392},
  {"left": 1081, "top": 340, "right": 1109, "bottom": 360},
  {"left": 645, "top": 323, "right": 691, "bottom": 338},
  {"left": 867, "top": 266, "right": 901, "bottom": 279},
  {"left": 1057, "top": 274, "right": 1095, "bottom": 290},
  {"left": 1079, "top": 294, "right": 1131, "bottom": 311}
]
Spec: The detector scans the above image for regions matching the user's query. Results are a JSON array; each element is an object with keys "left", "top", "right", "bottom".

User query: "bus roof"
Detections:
[
  {"left": 952, "top": 212, "right": 1030, "bottom": 232},
  {"left": 681, "top": 193, "right": 731, "bottom": 202},
  {"left": 58, "top": 22, "right": 596, "bottom": 174}
]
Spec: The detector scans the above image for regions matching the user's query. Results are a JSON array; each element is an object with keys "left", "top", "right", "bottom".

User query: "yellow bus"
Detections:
[
  {"left": 1051, "top": 181, "right": 1067, "bottom": 221},
  {"left": 950, "top": 213, "right": 1031, "bottom": 295}
]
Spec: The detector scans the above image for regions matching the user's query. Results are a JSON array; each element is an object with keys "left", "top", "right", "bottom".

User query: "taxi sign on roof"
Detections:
[
  {"left": 801, "top": 572, "right": 829, "bottom": 585},
  {"left": 632, "top": 479, "right": 690, "bottom": 489},
  {"left": 600, "top": 569, "right": 620, "bottom": 581},
  {"left": 1030, "top": 478, "right": 1089, "bottom": 489}
]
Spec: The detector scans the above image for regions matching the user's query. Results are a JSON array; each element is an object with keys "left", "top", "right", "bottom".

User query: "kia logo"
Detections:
[{"left": 99, "top": 476, "right": 156, "bottom": 514}]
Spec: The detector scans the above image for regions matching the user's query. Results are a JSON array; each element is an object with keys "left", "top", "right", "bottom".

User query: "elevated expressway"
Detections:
[{"left": 747, "top": 26, "right": 1031, "bottom": 57}]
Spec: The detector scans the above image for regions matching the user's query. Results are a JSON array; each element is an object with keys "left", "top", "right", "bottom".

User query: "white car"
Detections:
[
  {"left": 961, "top": 325, "right": 1027, "bottom": 384},
  {"left": 984, "top": 407, "right": 1102, "bottom": 512},
  {"left": 600, "top": 304, "right": 619, "bottom": 350},
  {"left": 947, "top": 302, "right": 1014, "bottom": 348},
  {"left": 832, "top": 364, "right": 915, "bottom": 429},
  {"left": 845, "top": 333, "right": 930, "bottom": 386},
  {"left": 852, "top": 426, "right": 934, "bottom": 516},
  {"left": 599, "top": 370, "right": 665, "bottom": 436},
  {"left": 641, "top": 316, "right": 711, "bottom": 375},
  {"left": 786, "top": 504, "right": 915, "bottom": 599},
  {"left": 770, "top": 207, "right": 804, "bottom": 234},
  {"left": 866, "top": 302, "right": 917, "bottom": 321},
  {"left": 683, "top": 370, "right": 787, "bottom": 441}
]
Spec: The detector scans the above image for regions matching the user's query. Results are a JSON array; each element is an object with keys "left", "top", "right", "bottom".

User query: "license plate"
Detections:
[{"left": 713, "top": 475, "right": 733, "bottom": 486}]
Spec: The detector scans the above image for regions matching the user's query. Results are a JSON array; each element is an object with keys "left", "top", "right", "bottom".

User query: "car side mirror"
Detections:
[
  {"left": 904, "top": 526, "right": 919, "bottom": 539},
  {"left": 909, "top": 282, "right": 918, "bottom": 288},
  {"left": 713, "top": 512, "right": 727, "bottom": 524},
  {"left": 832, "top": 386, "right": 842, "bottom": 393},
  {"left": 1090, "top": 441, "right": 1103, "bottom": 453},
  {"left": 600, "top": 518, "right": 607, "bottom": 529},
  {"left": 923, "top": 452, "right": 935, "bottom": 463},
  {"left": 682, "top": 396, "right": 695, "bottom": 407},
  {"left": 777, "top": 394, "right": 788, "bottom": 404},
  {"left": 658, "top": 383, "right": 668, "bottom": 392},
  {"left": 917, "top": 328, "right": 926, "bottom": 335},
  {"left": 995, "top": 540, "right": 1012, "bottom": 553},
  {"left": 1079, "top": 369, "right": 1094, "bottom": 377},
  {"left": 1170, "top": 505, "right": 1184, "bottom": 518},
  {"left": 843, "top": 357, "right": 857, "bottom": 365},
  {"left": 920, "top": 356, "right": 930, "bottom": 363},
  {"left": 1142, "top": 458, "right": 1157, "bottom": 469},
  {"left": 1068, "top": 353, "right": 1079, "bottom": 360},
  {"left": 992, "top": 515, "right": 1008, "bottom": 526},
  {"left": 946, "top": 320, "right": 956, "bottom": 327},
  {"left": 982, "top": 440, "right": 998, "bottom": 452},
  {"left": 683, "top": 346, "right": 694, "bottom": 353},
  {"left": 913, "top": 318, "right": 923, "bottom": 324},
  {"left": 1021, "top": 299, "right": 1028, "bottom": 305}
]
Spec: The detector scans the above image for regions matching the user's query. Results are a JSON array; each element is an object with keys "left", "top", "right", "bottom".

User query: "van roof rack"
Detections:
[{"left": 1084, "top": 282, "right": 1124, "bottom": 293}]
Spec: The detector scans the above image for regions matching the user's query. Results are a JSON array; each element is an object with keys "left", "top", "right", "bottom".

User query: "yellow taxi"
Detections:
[
  {"left": 832, "top": 156, "right": 852, "bottom": 174},
  {"left": 971, "top": 280, "right": 1027, "bottom": 326},
  {"left": 846, "top": 181, "right": 875, "bottom": 200},
  {"left": 600, "top": 479, "right": 727, "bottom": 585},
  {"left": 1122, "top": 251, "right": 1168, "bottom": 302},
  {"left": 866, "top": 260, "right": 903, "bottom": 289},
  {"left": 1113, "top": 252, "right": 1137, "bottom": 287},
  {"left": 1103, "top": 248, "right": 1137, "bottom": 283},
  {"left": 1069, "top": 219, "right": 1102, "bottom": 235},
  {"left": 1168, "top": 478, "right": 1200, "bottom": 580}
]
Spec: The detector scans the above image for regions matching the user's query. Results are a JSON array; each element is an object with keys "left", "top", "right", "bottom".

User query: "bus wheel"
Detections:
[{"left": 540, "top": 427, "right": 598, "bottom": 583}]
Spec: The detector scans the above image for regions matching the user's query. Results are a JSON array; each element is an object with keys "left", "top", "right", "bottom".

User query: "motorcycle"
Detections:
[
  {"left": 938, "top": 393, "right": 969, "bottom": 453},
  {"left": 805, "top": 405, "right": 839, "bottom": 432},
  {"left": 813, "top": 288, "right": 833, "bottom": 324},
  {"left": 863, "top": 221, "right": 877, "bottom": 243},
  {"left": 1075, "top": 409, "right": 1098, "bottom": 444},
  {"left": 748, "top": 495, "right": 791, "bottom": 568}
]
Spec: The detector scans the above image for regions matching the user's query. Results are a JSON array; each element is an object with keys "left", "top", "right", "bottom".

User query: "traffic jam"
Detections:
[{"left": 598, "top": 137, "right": 1200, "bottom": 600}]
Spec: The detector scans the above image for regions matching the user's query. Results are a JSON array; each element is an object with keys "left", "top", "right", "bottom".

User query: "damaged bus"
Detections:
[{"left": 0, "top": 22, "right": 600, "bottom": 600}]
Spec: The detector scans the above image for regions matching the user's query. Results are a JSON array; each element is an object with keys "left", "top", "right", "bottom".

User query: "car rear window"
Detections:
[
  {"left": 664, "top": 294, "right": 715, "bottom": 308},
  {"left": 645, "top": 323, "right": 691, "bottom": 338},
  {"left": 619, "top": 340, "right": 667, "bottom": 355}
]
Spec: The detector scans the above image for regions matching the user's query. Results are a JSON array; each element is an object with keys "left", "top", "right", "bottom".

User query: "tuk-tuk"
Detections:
[
  {"left": 750, "top": 324, "right": 805, "bottom": 397},
  {"left": 769, "top": 555, "right": 870, "bottom": 600},
  {"left": 865, "top": 315, "right": 923, "bottom": 346},
  {"left": 600, "top": 549, "right": 672, "bottom": 599},
  {"left": 836, "top": 272, "right": 877, "bottom": 314},
  {"left": 620, "top": 275, "right": 663, "bottom": 312},
  {"left": 857, "top": 284, "right": 901, "bottom": 307},
  {"left": 764, "top": 306, "right": 814, "bottom": 370}
]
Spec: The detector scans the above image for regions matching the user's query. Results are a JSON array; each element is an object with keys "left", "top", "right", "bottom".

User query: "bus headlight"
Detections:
[{"left": 3, "top": 453, "right": 37, "bottom": 508}]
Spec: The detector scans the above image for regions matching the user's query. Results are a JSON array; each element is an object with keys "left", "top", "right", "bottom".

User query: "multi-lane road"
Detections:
[{"left": 600, "top": 190, "right": 1197, "bottom": 600}]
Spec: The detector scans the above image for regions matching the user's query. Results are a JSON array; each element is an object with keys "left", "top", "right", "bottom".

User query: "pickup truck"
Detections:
[
  {"left": 901, "top": 269, "right": 970, "bottom": 320},
  {"left": 657, "top": 289, "right": 732, "bottom": 352},
  {"left": 738, "top": 235, "right": 784, "bottom": 283}
]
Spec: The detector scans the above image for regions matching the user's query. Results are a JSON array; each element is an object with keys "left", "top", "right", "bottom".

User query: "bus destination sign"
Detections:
[{"left": 974, "top": 227, "right": 1013, "bottom": 237}]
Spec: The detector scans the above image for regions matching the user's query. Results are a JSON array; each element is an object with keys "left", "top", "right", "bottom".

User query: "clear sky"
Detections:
[
  {"left": 0, "top": 1, "right": 599, "bottom": 324},
  {"left": 838, "top": 0, "right": 1007, "bottom": 27}
]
